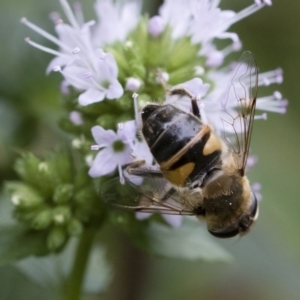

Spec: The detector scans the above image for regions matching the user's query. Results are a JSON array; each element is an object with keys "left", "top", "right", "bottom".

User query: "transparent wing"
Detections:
[
  {"left": 101, "top": 168, "right": 196, "bottom": 215},
  {"left": 221, "top": 51, "right": 258, "bottom": 176}
]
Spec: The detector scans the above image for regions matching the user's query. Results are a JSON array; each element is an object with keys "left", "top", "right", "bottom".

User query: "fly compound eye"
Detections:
[
  {"left": 251, "top": 192, "right": 259, "bottom": 221},
  {"left": 208, "top": 227, "right": 240, "bottom": 239}
]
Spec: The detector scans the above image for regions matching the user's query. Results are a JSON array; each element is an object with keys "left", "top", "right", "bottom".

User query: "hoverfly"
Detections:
[{"left": 102, "top": 51, "right": 259, "bottom": 238}]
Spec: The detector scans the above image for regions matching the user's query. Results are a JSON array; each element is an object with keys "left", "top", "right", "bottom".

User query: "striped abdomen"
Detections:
[{"left": 141, "top": 104, "right": 222, "bottom": 186}]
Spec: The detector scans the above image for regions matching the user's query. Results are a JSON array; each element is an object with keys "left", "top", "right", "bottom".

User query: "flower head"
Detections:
[
  {"left": 22, "top": 0, "right": 287, "bottom": 228},
  {"left": 22, "top": 0, "right": 124, "bottom": 106}
]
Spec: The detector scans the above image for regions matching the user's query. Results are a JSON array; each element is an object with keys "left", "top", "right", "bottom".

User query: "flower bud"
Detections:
[
  {"left": 67, "top": 218, "right": 83, "bottom": 236},
  {"left": 52, "top": 206, "right": 72, "bottom": 224},
  {"left": 6, "top": 182, "right": 43, "bottom": 207},
  {"left": 53, "top": 184, "right": 74, "bottom": 204},
  {"left": 148, "top": 16, "right": 165, "bottom": 38},
  {"left": 47, "top": 226, "right": 67, "bottom": 251},
  {"left": 31, "top": 208, "right": 53, "bottom": 230}
]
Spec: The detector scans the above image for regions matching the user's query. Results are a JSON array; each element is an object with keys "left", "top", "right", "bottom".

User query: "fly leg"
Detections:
[
  {"left": 169, "top": 87, "right": 201, "bottom": 119},
  {"left": 125, "top": 160, "right": 164, "bottom": 178}
]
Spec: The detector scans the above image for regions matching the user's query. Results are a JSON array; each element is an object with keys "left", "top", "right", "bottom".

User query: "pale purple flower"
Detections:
[
  {"left": 159, "top": 0, "right": 272, "bottom": 67},
  {"left": 131, "top": 139, "right": 153, "bottom": 166},
  {"left": 22, "top": 0, "right": 124, "bottom": 106},
  {"left": 165, "top": 78, "right": 210, "bottom": 113},
  {"left": 61, "top": 49, "right": 123, "bottom": 105},
  {"left": 200, "top": 62, "right": 288, "bottom": 134},
  {"left": 89, "top": 121, "right": 136, "bottom": 183},
  {"left": 93, "top": 0, "right": 141, "bottom": 46}
]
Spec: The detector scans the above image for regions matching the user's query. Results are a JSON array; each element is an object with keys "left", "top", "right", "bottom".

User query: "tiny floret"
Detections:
[{"left": 148, "top": 16, "right": 165, "bottom": 38}]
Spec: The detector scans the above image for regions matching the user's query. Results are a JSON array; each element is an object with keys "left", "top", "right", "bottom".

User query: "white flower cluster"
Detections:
[{"left": 22, "top": 0, "right": 286, "bottom": 221}]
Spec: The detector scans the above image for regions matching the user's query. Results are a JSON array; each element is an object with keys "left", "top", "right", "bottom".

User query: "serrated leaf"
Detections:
[
  {"left": 0, "top": 226, "right": 48, "bottom": 266},
  {"left": 145, "top": 219, "right": 233, "bottom": 262}
]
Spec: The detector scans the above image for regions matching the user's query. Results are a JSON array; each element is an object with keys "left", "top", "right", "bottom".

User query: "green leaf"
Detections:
[
  {"left": 15, "top": 238, "right": 112, "bottom": 295},
  {"left": 0, "top": 225, "right": 48, "bottom": 266},
  {"left": 145, "top": 219, "right": 233, "bottom": 262}
]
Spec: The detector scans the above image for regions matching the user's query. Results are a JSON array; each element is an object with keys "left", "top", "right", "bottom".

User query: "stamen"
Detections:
[
  {"left": 119, "top": 163, "right": 125, "bottom": 185},
  {"left": 49, "top": 12, "right": 61, "bottom": 23},
  {"left": 55, "top": 19, "right": 64, "bottom": 25},
  {"left": 258, "top": 68, "right": 283, "bottom": 86},
  {"left": 59, "top": 0, "right": 80, "bottom": 30},
  {"left": 132, "top": 93, "right": 142, "bottom": 129},
  {"left": 73, "top": 2, "right": 84, "bottom": 26},
  {"left": 227, "top": 2, "right": 269, "bottom": 26},
  {"left": 25, "top": 38, "right": 65, "bottom": 57},
  {"left": 56, "top": 67, "right": 104, "bottom": 93},
  {"left": 21, "top": 18, "right": 70, "bottom": 52},
  {"left": 53, "top": 66, "right": 62, "bottom": 72},
  {"left": 72, "top": 47, "right": 81, "bottom": 54},
  {"left": 257, "top": 93, "right": 288, "bottom": 114},
  {"left": 273, "top": 91, "right": 282, "bottom": 100},
  {"left": 254, "top": 113, "right": 267, "bottom": 120},
  {"left": 262, "top": 0, "right": 272, "bottom": 6},
  {"left": 221, "top": 40, "right": 242, "bottom": 56},
  {"left": 91, "top": 145, "right": 101, "bottom": 151}
]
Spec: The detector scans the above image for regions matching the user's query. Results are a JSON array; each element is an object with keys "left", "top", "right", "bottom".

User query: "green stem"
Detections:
[{"left": 63, "top": 229, "right": 97, "bottom": 300}]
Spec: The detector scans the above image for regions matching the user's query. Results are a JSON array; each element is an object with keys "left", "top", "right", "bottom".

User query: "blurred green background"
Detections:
[{"left": 1, "top": 0, "right": 300, "bottom": 299}]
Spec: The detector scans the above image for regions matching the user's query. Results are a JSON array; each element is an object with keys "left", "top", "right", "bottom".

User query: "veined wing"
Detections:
[
  {"left": 221, "top": 51, "right": 258, "bottom": 176},
  {"left": 101, "top": 168, "right": 196, "bottom": 215}
]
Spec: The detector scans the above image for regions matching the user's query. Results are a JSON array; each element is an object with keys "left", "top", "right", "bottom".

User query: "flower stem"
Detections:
[{"left": 63, "top": 229, "right": 97, "bottom": 300}]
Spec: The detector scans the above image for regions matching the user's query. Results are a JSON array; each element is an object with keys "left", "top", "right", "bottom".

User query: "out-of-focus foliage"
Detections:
[{"left": 0, "top": 0, "right": 300, "bottom": 300}]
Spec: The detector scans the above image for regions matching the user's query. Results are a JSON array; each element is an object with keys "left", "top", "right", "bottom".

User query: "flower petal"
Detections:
[
  {"left": 174, "top": 78, "right": 210, "bottom": 99},
  {"left": 136, "top": 212, "right": 152, "bottom": 220},
  {"left": 91, "top": 126, "right": 117, "bottom": 147},
  {"left": 117, "top": 120, "right": 136, "bottom": 146},
  {"left": 88, "top": 148, "right": 117, "bottom": 178},
  {"left": 162, "top": 215, "right": 183, "bottom": 228},
  {"left": 106, "top": 80, "right": 124, "bottom": 99},
  {"left": 78, "top": 88, "right": 106, "bottom": 105}
]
